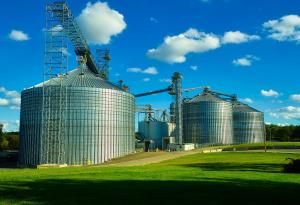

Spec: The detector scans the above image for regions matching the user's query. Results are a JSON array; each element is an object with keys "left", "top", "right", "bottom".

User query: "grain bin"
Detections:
[
  {"left": 19, "top": 66, "right": 135, "bottom": 166},
  {"left": 183, "top": 91, "right": 233, "bottom": 145},
  {"left": 233, "top": 101, "right": 265, "bottom": 144}
]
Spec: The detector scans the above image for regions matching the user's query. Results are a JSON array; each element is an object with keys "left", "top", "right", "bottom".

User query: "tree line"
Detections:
[
  {"left": 1, "top": 123, "right": 300, "bottom": 150},
  {"left": 0, "top": 124, "right": 19, "bottom": 151},
  {"left": 265, "top": 124, "right": 300, "bottom": 142}
]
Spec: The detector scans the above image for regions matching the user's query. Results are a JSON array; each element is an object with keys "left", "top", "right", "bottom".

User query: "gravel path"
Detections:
[{"left": 103, "top": 150, "right": 201, "bottom": 167}]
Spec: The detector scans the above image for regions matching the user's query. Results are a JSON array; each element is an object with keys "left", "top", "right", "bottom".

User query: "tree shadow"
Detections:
[
  {"left": 0, "top": 160, "right": 18, "bottom": 169},
  {"left": 183, "top": 162, "right": 284, "bottom": 173},
  {"left": 0, "top": 178, "right": 300, "bottom": 205}
]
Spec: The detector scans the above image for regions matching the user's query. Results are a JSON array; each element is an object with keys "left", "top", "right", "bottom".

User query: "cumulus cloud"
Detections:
[
  {"left": 232, "top": 55, "right": 259, "bottom": 66},
  {"left": 143, "top": 67, "right": 158, "bottom": 75},
  {"left": 241, "top": 98, "right": 253, "bottom": 104},
  {"left": 147, "top": 28, "right": 260, "bottom": 64},
  {"left": 0, "top": 87, "right": 21, "bottom": 109},
  {"left": 0, "top": 98, "right": 9, "bottom": 106},
  {"left": 290, "top": 94, "right": 300, "bottom": 102},
  {"left": 143, "top": 78, "right": 150, "bottom": 82},
  {"left": 0, "top": 120, "right": 20, "bottom": 132},
  {"left": 9, "top": 30, "right": 30, "bottom": 41},
  {"left": 147, "top": 28, "right": 220, "bottom": 63},
  {"left": 127, "top": 67, "right": 158, "bottom": 75},
  {"left": 222, "top": 31, "right": 260, "bottom": 44},
  {"left": 269, "top": 106, "right": 300, "bottom": 120},
  {"left": 77, "top": 1, "right": 126, "bottom": 45},
  {"left": 190, "top": 65, "right": 198, "bottom": 71},
  {"left": 5, "top": 90, "right": 20, "bottom": 98},
  {"left": 126, "top": 68, "right": 141, "bottom": 73},
  {"left": 261, "top": 89, "right": 279, "bottom": 97},
  {"left": 159, "top": 78, "right": 172, "bottom": 83},
  {"left": 263, "top": 14, "right": 300, "bottom": 42}
]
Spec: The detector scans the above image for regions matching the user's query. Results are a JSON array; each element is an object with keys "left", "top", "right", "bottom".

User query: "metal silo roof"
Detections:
[
  {"left": 187, "top": 92, "right": 224, "bottom": 103},
  {"left": 233, "top": 102, "right": 261, "bottom": 113},
  {"left": 33, "top": 66, "right": 121, "bottom": 90}
]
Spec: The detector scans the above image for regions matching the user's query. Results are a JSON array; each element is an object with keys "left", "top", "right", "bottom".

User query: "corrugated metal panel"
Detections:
[
  {"left": 183, "top": 93, "right": 233, "bottom": 145},
  {"left": 233, "top": 102, "right": 265, "bottom": 144},
  {"left": 138, "top": 121, "right": 170, "bottom": 149},
  {"left": 19, "top": 68, "right": 135, "bottom": 166}
]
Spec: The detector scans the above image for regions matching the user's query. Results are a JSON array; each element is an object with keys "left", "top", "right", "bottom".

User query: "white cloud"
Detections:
[
  {"left": 190, "top": 65, "right": 198, "bottom": 71},
  {"left": 143, "top": 78, "right": 150, "bottom": 82},
  {"left": 0, "top": 87, "right": 21, "bottom": 109},
  {"left": 43, "top": 25, "right": 63, "bottom": 35},
  {"left": 10, "top": 98, "right": 21, "bottom": 106},
  {"left": 77, "top": 1, "right": 126, "bottom": 45},
  {"left": 233, "top": 55, "right": 259, "bottom": 66},
  {"left": 127, "top": 67, "right": 158, "bottom": 75},
  {"left": 126, "top": 68, "right": 142, "bottom": 73},
  {"left": 290, "top": 94, "right": 300, "bottom": 102},
  {"left": 0, "top": 98, "right": 9, "bottom": 106},
  {"left": 147, "top": 28, "right": 220, "bottom": 64},
  {"left": 269, "top": 106, "right": 300, "bottom": 120},
  {"left": 241, "top": 98, "right": 253, "bottom": 104},
  {"left": 263, "top": 14, "right": 300, "bottom": 42},
  {"left": 5, "top": 90, "right": 20, "bottom": 98},
  {"left": 147, "top": 28, "right": 260, "bottom": 64},
  {"left": 261, "top": 89, "right": 279, "bottom": 97},
  {"left": 222, "top": 31, "right": 260, "bottom": 44},
  {"left": 142, "top": 67, "right": 158, "bottom": 75},
  {"left": 9, "top": 30, "right": 30, "bottom": 41},
  {"left": 159, "top": 79, "right": 172, "bottom": 83},
  {"left": 0, "top": 120, "right": 20, "bottom": 132},
  {"left": 60, "top": 48, "right": 71, "bottom": 56}
]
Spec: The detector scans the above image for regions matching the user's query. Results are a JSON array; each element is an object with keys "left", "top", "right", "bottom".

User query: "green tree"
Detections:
[
  {"left": 0, "top": 124, "right": 3, "bottom": 150},
  {"left": 8, "top": 135, "right": 19, "bottom": 150}
]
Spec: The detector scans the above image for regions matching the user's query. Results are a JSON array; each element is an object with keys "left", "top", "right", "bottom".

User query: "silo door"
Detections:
[{"left": 144, "top": 141, "right": 150, "bottom": 152}]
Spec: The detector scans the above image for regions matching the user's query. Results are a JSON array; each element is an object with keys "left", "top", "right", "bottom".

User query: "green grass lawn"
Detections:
[
  {"left": 1, "top": 152, "right": 300, "bottom": 205},
  {"left": 199, "top": 141, "right": 300, "bottom": 150}
]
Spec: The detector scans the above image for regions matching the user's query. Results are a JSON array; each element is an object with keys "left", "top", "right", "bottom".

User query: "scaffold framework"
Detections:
[{"left": 42, "top": 2, "right": 69, "bottom": 164}]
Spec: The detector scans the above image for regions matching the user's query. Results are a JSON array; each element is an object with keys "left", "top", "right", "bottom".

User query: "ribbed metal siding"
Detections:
[
  {"left": 138, "top": 121, "right": 168, "bottom": 148},
  {"left": 19, "top": 86, "right": 135, "bottom": 166},
  {"left": 19, "top": 89, "right": 43, "bottom": 166},
  {"left": 183, "top": 97, "right": 233, "bottom": 145},
  {"left": 233, "top": 105, "right": 265, "bottom": 144}
]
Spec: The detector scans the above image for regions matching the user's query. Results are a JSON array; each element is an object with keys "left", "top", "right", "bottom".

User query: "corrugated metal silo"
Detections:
[
  {"left": 19, "top": 66, "right": 135, "bottom": 166},
  {"left": 138, "top": 121, "right": 169, "bottom": 149},
  {"left": 183, "top": 92, "right": 233, "bottom": 145},
  {"left": 233, "top": 102, "right": 265, "bottom": 144}
]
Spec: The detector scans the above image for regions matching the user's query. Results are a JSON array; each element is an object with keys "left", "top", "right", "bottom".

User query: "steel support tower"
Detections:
[
  {"left": 42, "top": 2, "right": 69, "bottom": 164},
  {"left": 171, "top": 72, "right": 183, "bottom": 145}
]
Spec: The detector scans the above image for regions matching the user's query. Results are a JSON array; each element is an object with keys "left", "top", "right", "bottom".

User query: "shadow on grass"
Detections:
[
  {"left": 0, "top": 178, "right": 300, "bottom": 205},
  {"left": 183, "top": 162, "right": 284, "bottom": 173}
]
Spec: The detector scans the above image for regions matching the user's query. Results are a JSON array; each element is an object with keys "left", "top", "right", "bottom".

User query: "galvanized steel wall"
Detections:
[
  {"left": 183, "top": 95, "right": 233, "bottom": 145},
  {"left": 19, "top": 86, "right": 135, "bottom": 166},
  {"left": 138, "top": 121, "right": 169, "bottom": 148},
  {"left": 233, "top": 104, "right": 265, "bottom": 144}
]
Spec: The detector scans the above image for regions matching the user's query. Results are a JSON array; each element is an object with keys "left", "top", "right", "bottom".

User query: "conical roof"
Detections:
[
  {"left": 233, "top": 102, "right": 261, "bottom": 113},
  {"left": 33, "top": 66, "right": 122, "bottom": 90},
  {"left": 187, "top": 92, "right": 225, "bottom": 103}
]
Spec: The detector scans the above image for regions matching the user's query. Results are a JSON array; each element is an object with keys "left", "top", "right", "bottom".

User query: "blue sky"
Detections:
[{"left": 1, "top": 0, "right": 300, "bottom": 131}]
